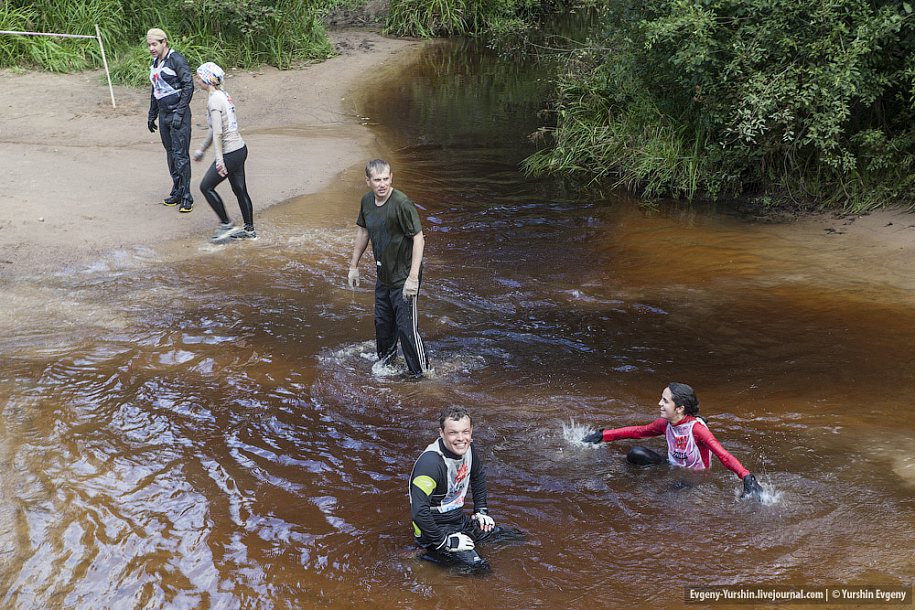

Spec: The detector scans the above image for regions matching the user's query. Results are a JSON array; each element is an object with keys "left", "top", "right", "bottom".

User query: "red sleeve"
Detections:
[
  {"left": 692, "top": 424, "right": 750, "bottom": 479},
  {"left": 602, "top": 418, "right": 668, "bottom": 442}
]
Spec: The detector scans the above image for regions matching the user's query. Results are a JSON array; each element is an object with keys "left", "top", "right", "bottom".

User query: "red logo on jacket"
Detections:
[{"left": 454, "top": 462, "right": 469, "bottom": 486}]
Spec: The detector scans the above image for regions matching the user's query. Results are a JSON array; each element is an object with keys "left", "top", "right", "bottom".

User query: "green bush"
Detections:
[
  {"left": 0, "top": 0, "right": 104, "bottom": 71},
  {"left": 527, "top": 0, "right": 915, "bottom": 211}
]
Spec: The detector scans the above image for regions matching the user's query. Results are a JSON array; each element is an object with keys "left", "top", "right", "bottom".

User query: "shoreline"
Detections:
[
  {"left": 0, "top": 30, "right": 424, "bottom": 277},
  {"left": 1, "top": 32, "right": 914, "bottom": 283}
]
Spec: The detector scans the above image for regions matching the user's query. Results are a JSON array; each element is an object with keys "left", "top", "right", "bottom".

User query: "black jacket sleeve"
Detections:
[
  {"left": 171, "top": 51, "right": 195, "bottom": 112},
  {"left": 148, "top": 77, "right": 158, "bottom": 122},
  {"left": 469, "top": 443, "right": 488, "bottom": 513},
  {"left": 409, "top": 451, "right": 447, "bottom": 548}
]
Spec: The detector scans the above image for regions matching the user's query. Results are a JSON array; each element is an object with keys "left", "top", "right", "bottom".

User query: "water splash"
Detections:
[
  {"left": 738, "top": 484, "right": 782, "bottom": 506},
  {"left": 319, "top": 341, "right": 374, "bottom": 368},
  {"left": 370, "top": 358, "right": 401, "bottom": 378},
  {"left": 561, "top": 419, "right": 602, "bottom": 447}
]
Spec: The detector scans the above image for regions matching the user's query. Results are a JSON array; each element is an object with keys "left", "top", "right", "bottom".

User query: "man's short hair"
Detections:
[
  {"left": 439, "top": 405, "right": 472, "bottom": 429},
  {"left": 365, "top": 158, "right": 391, "bottom": 178}
]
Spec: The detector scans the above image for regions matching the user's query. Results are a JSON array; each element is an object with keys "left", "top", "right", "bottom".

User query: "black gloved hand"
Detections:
[
  {"left": 170, "top": 112, "right": 182, "bottom": 131},
  {"left": 148, "top": 118, "right": 158, "bottom": 133},
  {"left": 581, "top": 430, "right": 605, "bottom": 444},
  {"left": 741, "top": 473, "right": 764, "bottom": 499}
]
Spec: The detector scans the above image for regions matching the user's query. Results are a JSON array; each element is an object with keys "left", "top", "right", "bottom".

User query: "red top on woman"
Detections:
[{"left": 601, "top": 415, "right": 750, "bottom": 478}]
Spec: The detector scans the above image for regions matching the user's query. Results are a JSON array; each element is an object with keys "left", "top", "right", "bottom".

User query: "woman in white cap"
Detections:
[{"left": 193, "top": 61, "right": 257, "bottom": 241}]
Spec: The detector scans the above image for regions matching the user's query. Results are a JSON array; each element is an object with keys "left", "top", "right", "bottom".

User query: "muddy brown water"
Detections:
[{"left": 1, "top": 38, "right": 914, "bottom": 608}]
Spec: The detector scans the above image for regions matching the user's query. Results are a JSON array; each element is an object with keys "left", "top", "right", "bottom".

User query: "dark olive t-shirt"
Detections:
[{"left": 356, "top": 188, "right": 423, "bottom": 287}]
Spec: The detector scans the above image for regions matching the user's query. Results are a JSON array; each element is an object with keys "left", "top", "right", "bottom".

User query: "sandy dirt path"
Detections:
[{"left": 0, "top": 31, "right": 423, "bottom": 276}]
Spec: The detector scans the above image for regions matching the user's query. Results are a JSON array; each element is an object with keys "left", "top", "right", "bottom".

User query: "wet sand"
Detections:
[
  {"left": 0, "top": 30, "right": 423, "bottom": 276},
  {"left": 747, "top": 205, "right": 915, "bottom": 298}
]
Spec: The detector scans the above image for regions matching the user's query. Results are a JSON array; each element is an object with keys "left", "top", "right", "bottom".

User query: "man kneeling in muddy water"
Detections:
[{"left": 409, "top": 406, "right": 521, "bottom": 575}]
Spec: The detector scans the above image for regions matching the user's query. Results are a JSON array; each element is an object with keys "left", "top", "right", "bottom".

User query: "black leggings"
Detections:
[
  {"left": 627, "top": 446, "right": 667, "bottom": 465},
  {"left": 200, "top": 145, "right": 253, "bottom": 227}
]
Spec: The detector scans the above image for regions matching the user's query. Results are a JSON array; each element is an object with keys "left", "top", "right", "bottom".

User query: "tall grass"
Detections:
[
  {"left": 387, "top": 0, "right": 472, "bottom": 37},
  {"left": 0, "top": 1, "right": 102, "bottom": 71},
  {"left": 385, "top": 0, "right": 557, "bottom": 38},
  {"left": 523, "top": 42, "right": 712, "bottom": 201},
  {"left": 0, "top": 0, "right": 338, "bottom": 83}
]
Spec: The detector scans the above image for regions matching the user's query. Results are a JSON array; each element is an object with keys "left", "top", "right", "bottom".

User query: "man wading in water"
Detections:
[{"left": 348, "top": 159, "right": 428, "bottom": 377}]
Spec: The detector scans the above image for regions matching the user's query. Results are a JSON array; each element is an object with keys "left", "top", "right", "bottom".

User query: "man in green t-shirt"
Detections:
[{"left": 348, "top": 159, "right": 428, "bottom": 376}]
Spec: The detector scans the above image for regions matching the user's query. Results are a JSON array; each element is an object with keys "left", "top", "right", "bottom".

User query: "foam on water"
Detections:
[
  {"left": 320, "top": 340, "right": 376, "bottom": 367},
  {"left": 0, "top": 282, "right": 131, "bottom": 339},
  {"left": 318, "top": 341, "right": 428, "bottom": 379}
]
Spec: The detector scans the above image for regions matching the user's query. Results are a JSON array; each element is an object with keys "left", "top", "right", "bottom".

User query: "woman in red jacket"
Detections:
[{"left": 582, "top": 382, "right": 765, "bottom": 499}]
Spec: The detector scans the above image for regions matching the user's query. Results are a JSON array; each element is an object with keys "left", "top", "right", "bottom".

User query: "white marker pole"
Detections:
[{"left": 95, "top": 24, "right": 116, "bottom": 108}]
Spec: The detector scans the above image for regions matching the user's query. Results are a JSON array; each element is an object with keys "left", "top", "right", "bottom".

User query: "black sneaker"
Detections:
[
  {"left": 179, "top": 200, "right": 194, "bottom": 213},
  {"left": 162, "top": 196, "right": 179, "bottom": 206}
]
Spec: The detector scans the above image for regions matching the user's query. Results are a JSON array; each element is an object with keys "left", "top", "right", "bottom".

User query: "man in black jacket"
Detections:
[
  {"left": 409, "top": 406, "right": 516, "bottom": 574},
  {"left": 146, "top": 27, "right": 194, "bottom": 212}
]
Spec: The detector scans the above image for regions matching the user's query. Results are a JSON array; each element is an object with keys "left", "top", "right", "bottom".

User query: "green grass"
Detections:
[
  {"left": 385, "top": 0, "right": 557, "bottom": 38},
  {"left": 0, "top": 0, "right": 338, "bottom": 84}
]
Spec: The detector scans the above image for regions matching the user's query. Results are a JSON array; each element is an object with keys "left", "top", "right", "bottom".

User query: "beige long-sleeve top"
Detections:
[{"left": 199, "top": 89, "right": 244, "bottom": 165}]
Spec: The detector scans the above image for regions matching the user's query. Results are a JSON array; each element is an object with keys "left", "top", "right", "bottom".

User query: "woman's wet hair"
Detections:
[
  {"left": 365, "top": 158, "right": 391, "bottom": 178},
  {"left": 668, "top": 382, "right": 700, "bottom": 416},
  {"left": 439, "top": 405, "right": 472, "bottom": 429}
]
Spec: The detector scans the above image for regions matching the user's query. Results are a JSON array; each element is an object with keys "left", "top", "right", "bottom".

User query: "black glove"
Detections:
[
  {"left": 147, "top": 118, "right": 158, "bottom": 133},
  {"left": 581, "top": 430, "right": 605, "bottom": 444},
  {"left": 741, "top": 473, "right": 764, "bottom": 499},
  {"left": 170, "top": 112, "right": 182, "bottom": 131}
]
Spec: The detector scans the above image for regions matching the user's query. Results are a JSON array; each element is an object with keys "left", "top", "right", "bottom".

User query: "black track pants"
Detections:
[
  {"left": 418, "top": 514, "right": 523, "bottom": 575},
  {"left": 374, "top": 274, "right": 427, "bottom": 375}
]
